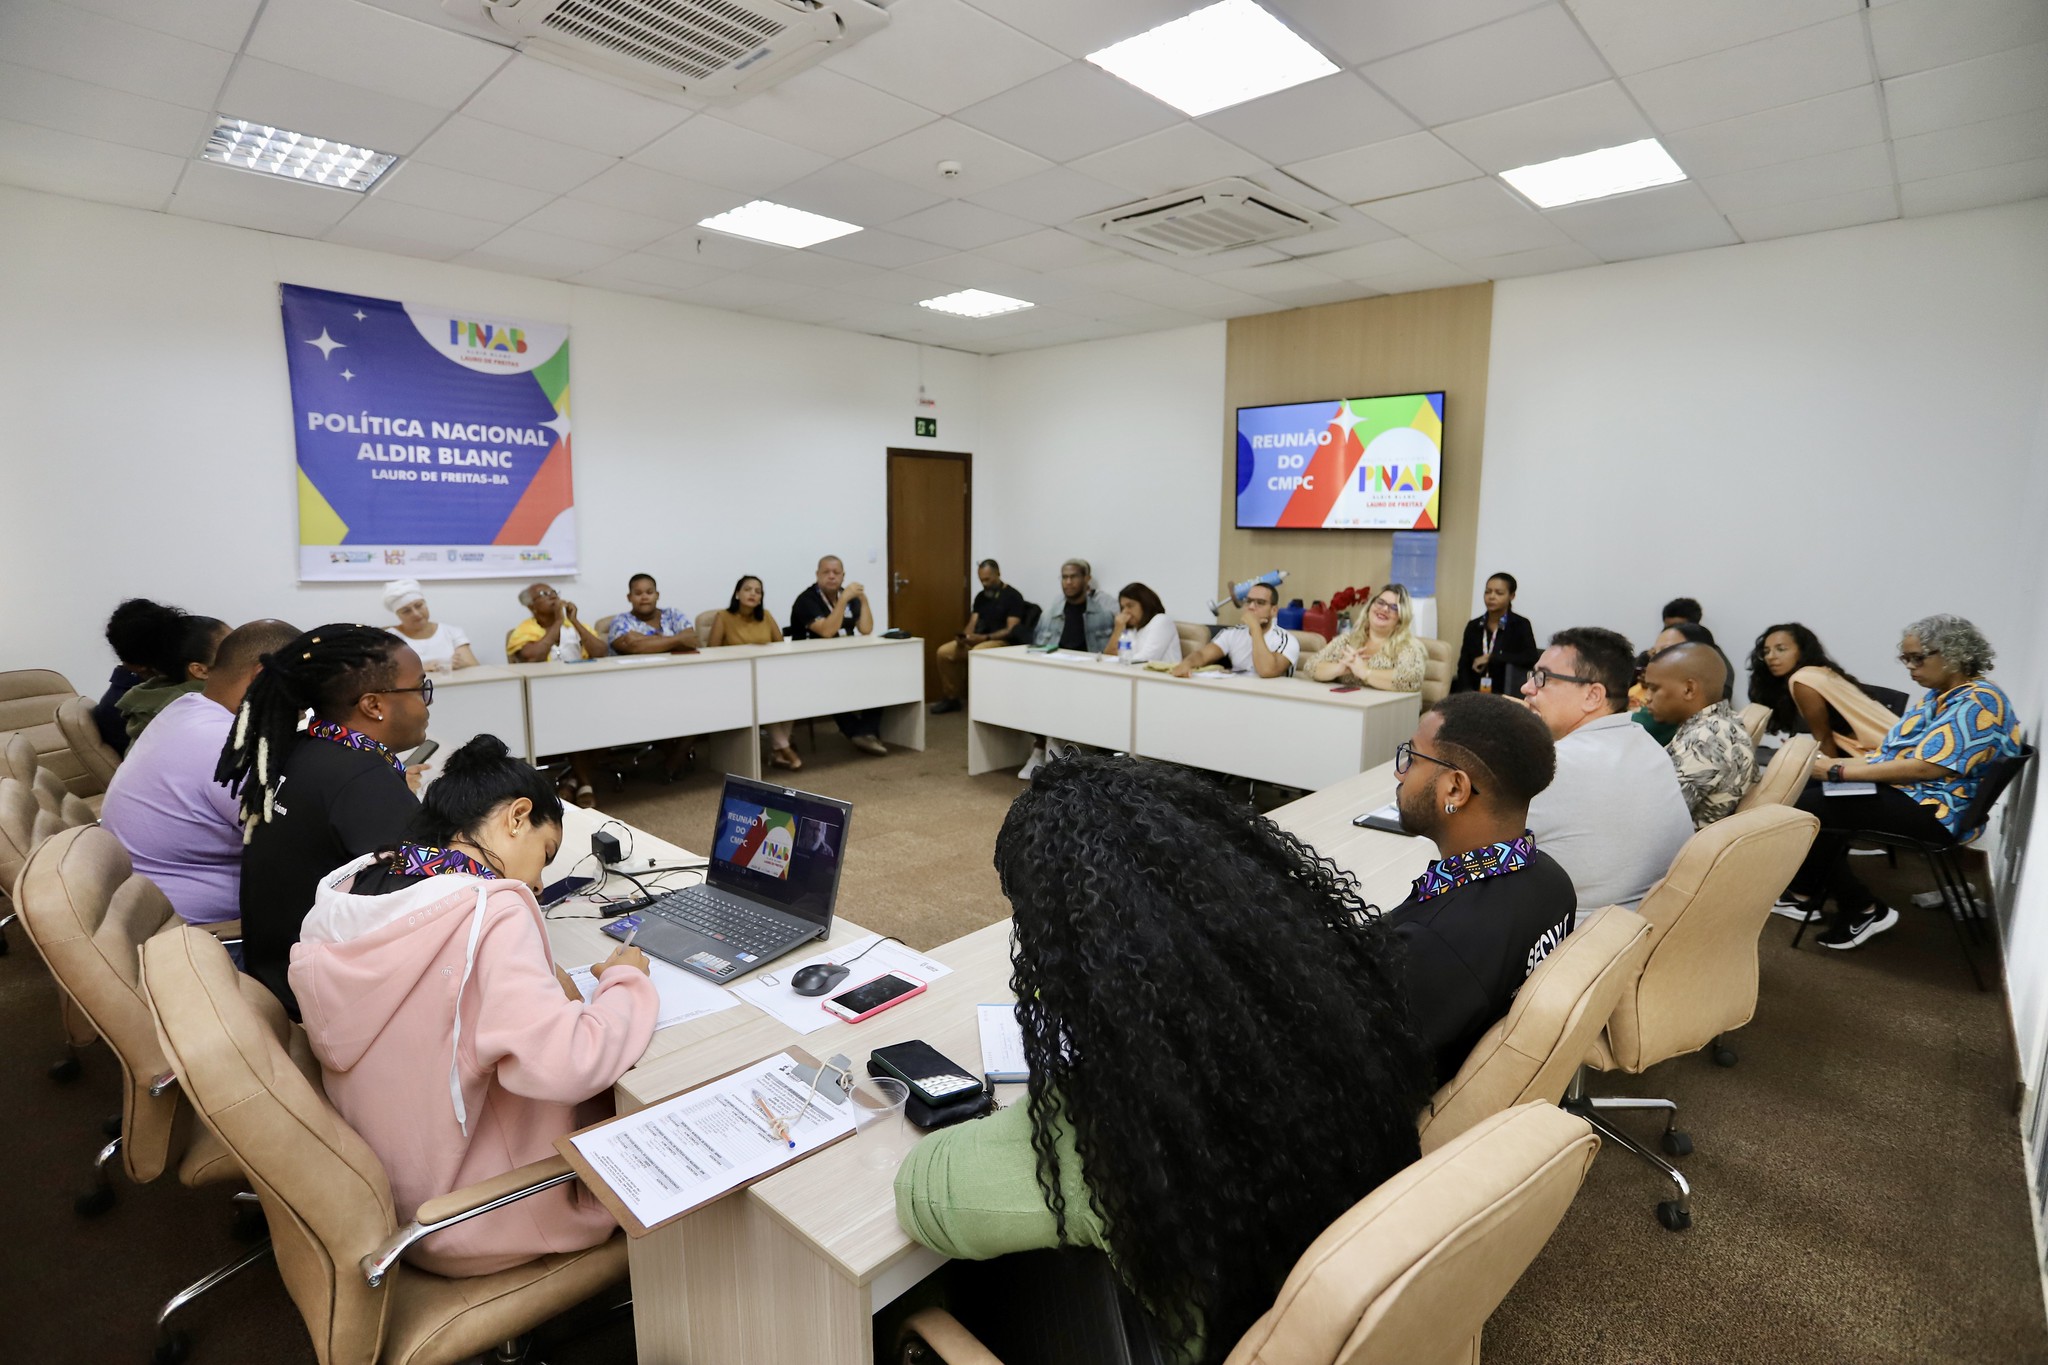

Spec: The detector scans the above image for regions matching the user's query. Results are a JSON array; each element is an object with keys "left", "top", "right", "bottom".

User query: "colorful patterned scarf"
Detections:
[
  {"left": 1410, "top": 832, "right": 1536, "bottom": 903},
  {"left": 386, "top": 843, "right": 498, "bottom": 880},
  {"left": 305, "top": 718, "right": 405, "bottom": 774}
]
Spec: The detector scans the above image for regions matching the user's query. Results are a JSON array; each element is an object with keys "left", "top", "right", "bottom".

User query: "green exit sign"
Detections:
[{"left": 914, "top": 416, "right": 937, "bottom": 438}]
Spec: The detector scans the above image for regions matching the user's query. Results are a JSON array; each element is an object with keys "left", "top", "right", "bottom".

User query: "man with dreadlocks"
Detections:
[{"left": 219, "top": 623, "right": 431, "bottom": 1014}]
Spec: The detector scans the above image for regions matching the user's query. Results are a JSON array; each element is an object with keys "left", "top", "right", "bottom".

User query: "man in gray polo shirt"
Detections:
[{"left": 1520, "top": 626, "right": 1693, "bottom": 926}]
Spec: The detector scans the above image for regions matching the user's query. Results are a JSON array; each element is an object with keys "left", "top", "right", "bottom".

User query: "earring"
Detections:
[{"left": 1444, "top": 802, "right": 1457, "bottom": 814}]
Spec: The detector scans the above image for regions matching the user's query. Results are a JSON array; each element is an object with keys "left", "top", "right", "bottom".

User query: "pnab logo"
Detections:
[
  {"left": 449, "top": 320, "right": 527, "bottom": 354},
  {"left": 519, "top": 551, "right": 553, "bottom": 562},
  {"left": 405, "top": 304, "right": 566, "bottom": 375}
]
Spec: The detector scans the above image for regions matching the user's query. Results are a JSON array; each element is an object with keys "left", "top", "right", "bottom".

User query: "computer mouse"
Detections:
[{"left": 791, "top": 963, "right": 850, "bottom": 997}]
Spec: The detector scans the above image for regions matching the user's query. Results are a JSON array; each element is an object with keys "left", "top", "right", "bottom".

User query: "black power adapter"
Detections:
[{"left": 591, "top": 829, "right": 624, "bottom": 865}]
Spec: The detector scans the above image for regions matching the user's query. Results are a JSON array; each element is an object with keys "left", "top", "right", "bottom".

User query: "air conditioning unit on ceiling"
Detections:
[
  {"left": 443, "top": 0, "right": 890, "bottom": 101},
  {"left": 1088, "top": 177, "right": 1336, "bottom": 258}
]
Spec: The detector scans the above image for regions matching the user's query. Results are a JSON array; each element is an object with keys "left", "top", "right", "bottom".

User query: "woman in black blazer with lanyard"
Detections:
[{"left": 1453, "top": 573, "right": 1540, "bottom": 694}]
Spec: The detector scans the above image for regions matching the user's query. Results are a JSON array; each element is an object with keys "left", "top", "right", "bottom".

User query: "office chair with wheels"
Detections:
[
  {"left": 1738, "top": 735, "right": 1817, "bottom": 813},
  {"left": 142, "top": 926, "right": 629, "bottom": 1365},
  {"left": 0, "top": 667, "right": 90, "bottom": 795},
  {"left": 1, "top": 775, "right": 101, "bottom": 1072},
  {"left": 1737, "top": 703, "right": 1772, "bottom": 746},
  {"left": 1575, "top": 806, "right": 1819, "bottom": 1230},
  {"left": 897, "top": 1102, "right": 1599, "bottom": 1365},
  {"left": 55, "top": 693, "right": 120, "bottom": 803}
]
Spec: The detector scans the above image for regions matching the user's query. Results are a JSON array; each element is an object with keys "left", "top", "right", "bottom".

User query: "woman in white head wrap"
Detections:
[{"left": 384, "top": 579, "right": 479, "bottom": 673}]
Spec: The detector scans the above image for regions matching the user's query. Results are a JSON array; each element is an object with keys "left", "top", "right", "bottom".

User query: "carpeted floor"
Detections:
[{"left": 1, "top": 712, "right": 2041, "bottom": 1364}]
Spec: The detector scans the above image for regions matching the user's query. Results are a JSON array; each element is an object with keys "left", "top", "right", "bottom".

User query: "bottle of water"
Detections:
[{"left": 1118, "top": 631, "right": 1133, "bottom": 666}]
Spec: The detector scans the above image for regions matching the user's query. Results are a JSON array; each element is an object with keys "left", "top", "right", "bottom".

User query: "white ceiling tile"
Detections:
[
  {"left": 807, "top": 228, "right": 956, "bottom": 267},
  {"left": 1263, "top": 280, "right": 1382, "bottom": 309},
  {"left": 1360, "top": 177, "right": 1530, "bottom": 234},
  {"left": 1171, "top": 243, "right": 1291, "bottom": 274},
  {"left": 641, "top": 227, "right": 786, "bottom": 271},
  {"left": 1622, "top": 16, "right": 1872, "bottom": 132},
  {"left": 461, "top": 55, "right": 690, "bottom": 158},
  {"left": 1435, "top": 82, "right": 1654, "bottom": 173},
  {"left": 739, "top": 291, "right": 874, "bottom": 325},
  {"left": 1893, "top": 109, "right": 2048, "bottom": 184},
  {"left": 370, "top": 161, "right": 554, "bottom": 226},
  {"left": 1113, "top": 272, "right": 1269, "bottom": 313},
  {"left": 1046, "top": 256, "right": 1187, "bottom": 292},
  {"left": 1412, "top": 209, "right": 1575, "bottom": 261},
  {"left": 320, "top": 221, "right": 466, "bottom": 262},
  {"left": 1883, "top": 41, "right": 2048, "bottom": 139},
  {"left": 1198, "top": 259, "right": 1348, "bottom": 294},
  {"left": 908, "top": 252, "right": 1052, "bottom": 294},
  {"left": 888, "top": 199, "right": 1041, "bottom": 249},
  {"left": 631, "top": 115, "right": 831, "bottom": 196},
  {"left": 1699, "top": 142, "right": 1892, "bottom": 214},
  {"left": 330, "top": 196, "right": 502, "bottom": 250},
  {"left": 774, "top": 163, "right": 947, "bottom": 226},
  {"left": 1061, "top": 292, "right": 1188, "bottom": 321},
  {"left": 674, "top": 273, "right": 813, "bottom": 310},
  {"left": 950, "top": 0, "right": 1195, "bottom": 60},
  {"left": 977, "top": 227, "right": 1123, "bottom": 271},
  {"left": 744, "top": 251, "right": 887, "bottom": 290},
  {"left": 567, "top": 163, "right": 742, "bottom": 224},
  {"left": 60, "top": 0, "right": 262, "bottom": 51},
  {"left": 451, "top": 249, "right": 582, "bottom": 281},
  {"left": 219, "top": 56, "right": 447, "bottom": 154},
  {"left": 964, "top": 165, "right": 1134, "bottom": 226},
  {"left": 516, "top": 198, "right": 680, "bottom": 251},
  {"left": 1361, "top": 7, "right": 1612, "bottom": 126},
  {"left": 1285, "top": 133, "right": 1481, "bottom": 204},
  {"left": 1071, "top": 124, "right": 1272, "bottom": 197},
  {"left": 1898, "top": 155, "right": 2048, "bottom": 216},
  {"left": 1351, "top": 262, "right": 1487, "bottom": 294},
  {"left": 834, "top": 270, "right": 959, "bottom": 303},
  {"left": 1545, "top": 181, "right": 1739, "bottom": 259},
  {"left": 1869, "top": 0, "right": 2048, "bottom": 79},
  {"left": 718, "top": 67, "right": 938, "bottom": 159},
  {"left": 1565, "top": 0, "right": 1860, "bottom": 77},
  {"left": 1299, "top": 236, "right": 1456, "bottom": 280},
  {"left": 1725, "top": 185, "right": 1898, "bottom": 240},
  {"left": 468, "top": 225, "right": 622, "bottom": 273},
  {"left": 825, "top": 0, "right": 1067, "bottom": 115},
  {"left": 1477, "top": 241, "right": 1602, "bottom": 276},
  {"left": 0, "top": 60, "right": 213, "bottom": 157},
  {"left": 244, "top": 0, "right": 507, "bottom": 110},
  {"left": 0, "top": 0, "right": 233, "bottom": 109},
  {"left": 1275, "top": 0, "right": 1554, "bottom": 67},
  {"left": 410, "top": 116, "right": 613, "bottom": 195},
  {"left": 1659, "top": 86, "right": 1885, "bottom": 180},
  {"left": 850, "top": 119, "right": 1054, "bottom": 200},
  {"left": 567, "top": 272, "right": 687, "bottom": 304},
  {"left": 1267, "top": 205, "right": 1404, "bottom": 256},
  {"left": 571, "top": 252, "right": 725, "bottom": 293},
  {"left": 952, "top": 62, "right": 1182, "bottom": 164},
  {"left": 0, "top": 116, "right": 183, "bottom": 210},
  {"left": 1202, "top": 73, "right": 1419, "bottom": 165},
  {"left": 169, "top": 157, "right": 359, "bottom": 232}
]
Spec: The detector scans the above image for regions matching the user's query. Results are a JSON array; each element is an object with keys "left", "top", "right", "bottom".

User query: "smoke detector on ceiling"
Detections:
[
  {"left": 430, "top": 0, "right": 890, "bottom": 101},
  {"left": 1086, "top": 178, "right": 1336, "bottom": 259}
]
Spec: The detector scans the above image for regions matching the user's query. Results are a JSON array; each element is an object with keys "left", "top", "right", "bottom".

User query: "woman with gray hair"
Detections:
[{"left": 1781, "top": 613, "right": 2024, "bottom": 951}]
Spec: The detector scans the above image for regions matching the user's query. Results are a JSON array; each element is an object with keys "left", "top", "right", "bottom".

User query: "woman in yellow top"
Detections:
[
  {"left": 708, "top": 575, "right": 800, "bottom": 771},
  {"left": 1749, "top": 622, "right": 1899, "bottom": 757},
  {"left": 1305, "top": 583, "right": 1427, "bottom": 692}
]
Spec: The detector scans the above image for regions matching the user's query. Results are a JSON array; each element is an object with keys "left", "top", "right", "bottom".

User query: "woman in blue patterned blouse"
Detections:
[{"left": 1782, "top": 614, "right": 2023, "bottom": 951}]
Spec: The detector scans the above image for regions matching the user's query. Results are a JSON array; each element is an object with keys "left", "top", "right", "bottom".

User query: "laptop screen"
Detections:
[{"left": 706, "top": 775, "right": 852, "bottom": 927}]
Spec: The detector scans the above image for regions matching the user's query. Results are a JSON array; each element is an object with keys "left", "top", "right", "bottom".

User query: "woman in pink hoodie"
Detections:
[{"left": 290, "top": 735, "right": 657, "bottom": 1276}]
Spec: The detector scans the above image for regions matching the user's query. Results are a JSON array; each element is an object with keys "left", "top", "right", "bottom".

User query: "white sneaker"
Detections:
[
  {"left": 1770, "top": 899, "right": 1818, "bottom": 923},
  {"left": 1818, "top": 906, "right": 1900, "bottom": 950},
  {"left": 1018, "top": 747, "right": 1045, "bottom": 780}
]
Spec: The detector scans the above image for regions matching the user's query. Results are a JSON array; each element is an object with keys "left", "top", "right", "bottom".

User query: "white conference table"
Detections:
[
  {"left": 430, "top": 636, "right": 926, "bottom": 776},
  {"left": 542, "top": 767, "right": 1435, "bottom": 1365},
  {"left": 966, "top": 645, "right": 1421, "bottom": 791}
]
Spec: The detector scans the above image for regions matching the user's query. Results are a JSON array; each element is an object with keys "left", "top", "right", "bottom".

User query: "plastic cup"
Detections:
[{"left": 853, "top": 1076, "right": 912, "bottom": 1171}]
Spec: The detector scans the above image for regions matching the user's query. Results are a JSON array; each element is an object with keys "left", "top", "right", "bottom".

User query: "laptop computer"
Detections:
[{"left": 603, "top": 774, "right": 852, "bottom": 984}]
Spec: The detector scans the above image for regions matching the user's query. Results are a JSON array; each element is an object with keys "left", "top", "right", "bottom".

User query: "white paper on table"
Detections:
[
  {"left": 1366, "top": 801, "right": 1399, "bottom": 820},
  {"left": 727, "top": 934, "right": 953, "bottom": 1036},
  {"left": 569, "top": 958, "right": 743, "bottom": 1030},
  {"left": 1822, "top": 781, "right": 1878, "bottom": 796},
  {"left": 567, "top": 1051, "right": 856, "bottom": 1230},
  {"left": 977, "top": 1003, "right": 1028, "bottom": 1083}
]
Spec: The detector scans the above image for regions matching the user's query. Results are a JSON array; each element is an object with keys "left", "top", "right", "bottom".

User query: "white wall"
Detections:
[
  {"left": 978, "top": 324, "right": 1226, "bottom": 622},
  {"left": 1474, "top": 199, "right": 2048, "bottom": 688},
  {"left": 0, "top": 185, "right": 988, "bottom": 689}
]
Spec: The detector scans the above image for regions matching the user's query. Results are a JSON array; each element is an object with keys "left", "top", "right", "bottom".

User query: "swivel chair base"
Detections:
[
  {"left": 1563, "top": 1068, "right": 1693, "bottom": 1232},
  {"left": 154, "top": 1240, "right": 274, "bottom": 1365}
]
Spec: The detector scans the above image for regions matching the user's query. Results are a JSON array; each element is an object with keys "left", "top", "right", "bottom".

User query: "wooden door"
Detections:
[{"left": 886, "top": 449, "right": 971, "bottom": 700}]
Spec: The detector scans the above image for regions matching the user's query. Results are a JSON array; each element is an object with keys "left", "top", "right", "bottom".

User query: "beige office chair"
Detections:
[
  {"left": 56, "top": 694, "right": 121, "bottom": 799},
  {"left": 1417, "top": 905, "right": 1652, "bottom": 1156},
  {"left": 1570, "top": 806, "right": 1820, "bottom": 1230},
  {"left": 1176, "top": 621, "right": 1210, "bottom": 659},
  {"left": 1293, "top": 629, "right": 1328, "bottom": 655},
  {"left": 0, "top": 667, "right": 88, "bottom": 793},
  {"left": 1, "top": 776, "right": 105, "bottom": 1073},
  {"left": 898, "top": 1102, "right": 1599, "bottom": 1365},
  {"left": 8, "top": 729, "right": 93, "bottom": 823},
  {"left": 696, "top": 608, "right": 719, "bottom": 640},
  {"left": 594, "top": 613, "right": 616, "bottom": 640},
  {"left": 1737, "top": 702, "right": 1772, "bottom": 746},
  {"left": 142, "top": 926, "right": 629, "bottom": 1365},
  {"left": 1738, "top": 735, "right": 1817, "bottom": 813}
]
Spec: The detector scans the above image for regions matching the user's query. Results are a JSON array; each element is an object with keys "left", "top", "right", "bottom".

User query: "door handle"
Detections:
[{"left": 892, "top": 573, "right": 911, "bottom": 593}]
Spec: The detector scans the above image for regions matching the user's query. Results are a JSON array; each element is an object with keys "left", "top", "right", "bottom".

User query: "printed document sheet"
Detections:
[
  {"left": 729, "top": 934, "right": 952, "bottom": 1035},
  {"left": 569, "top": 957, "right": 742, "bottom": 1030}
]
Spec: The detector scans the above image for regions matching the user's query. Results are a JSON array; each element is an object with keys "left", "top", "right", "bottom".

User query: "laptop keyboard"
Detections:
[{"left": 643, "top": 885, "right": 800, "bottom": 956}]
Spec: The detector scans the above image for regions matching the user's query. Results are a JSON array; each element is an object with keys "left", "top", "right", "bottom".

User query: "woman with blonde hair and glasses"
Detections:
[{"left": 1306, "top": 583, "right": 1428, "bottom": 692}]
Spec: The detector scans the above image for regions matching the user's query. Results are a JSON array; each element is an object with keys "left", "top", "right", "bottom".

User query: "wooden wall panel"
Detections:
[{"left": 1219, "top": 283, "right": 1493, "bottom": 643}]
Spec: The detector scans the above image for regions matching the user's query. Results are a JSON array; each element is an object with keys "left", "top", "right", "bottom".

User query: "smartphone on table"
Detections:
[
  {"left": 540, "top": 874, "right": 597, "bottom": 907},
  {"left": 822, "top": 971, "right": 926, "bottom": 1023},
  {"left": 869, "top": 1040, "right": 986, "bottom": 1107}
]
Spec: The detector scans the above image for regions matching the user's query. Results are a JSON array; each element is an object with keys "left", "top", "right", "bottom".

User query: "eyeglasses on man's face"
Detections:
[
  {"left": 1527, "top": 666, "right": 1594, "bottom": 690},
  {"left": 1393, "top": 740, "right": 1480, "bottom": 797},
  {"left": 382, "top": 678, "right": 434, "bottom": 706},
  {"left": 1897, "top": 649, "right": 1942, "bottom": 667}
]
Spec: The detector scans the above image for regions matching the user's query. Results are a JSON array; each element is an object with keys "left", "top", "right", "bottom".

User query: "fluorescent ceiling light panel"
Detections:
[
  {"left": 696, "top": 200, "right": 861, "bottom": 248},
  {"left": 1500, "top": 138, "right": 1687, "bottom": 209},
  {"left": 1086, "top": 0, "right": 1338, "bottom": 118},
  {"left": 202, "top": 116, "right": 396, "bottom": 192},
  {"left": 919, "top": 289, "right": 1035, "bottom": 318}
]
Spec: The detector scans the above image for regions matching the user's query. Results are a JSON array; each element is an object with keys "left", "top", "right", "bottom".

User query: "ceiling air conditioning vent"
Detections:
[
  {"left": 451, "top": 0, "right": 889, "bottom": 100},
  {"left": 1089, "top": 178, "right": 1335, "bottom": 258}
]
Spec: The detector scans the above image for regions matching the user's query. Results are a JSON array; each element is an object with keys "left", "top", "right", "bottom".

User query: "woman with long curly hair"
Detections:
[
  {"left": 1747, "top": 621, "right": 1898, "bottom": 757},
  {"left": 894, "top": 755, "right": 1430, "bottom": 1363},
  {"left": 1305, "top": 582, "right": 1427, "bottom": 692}
]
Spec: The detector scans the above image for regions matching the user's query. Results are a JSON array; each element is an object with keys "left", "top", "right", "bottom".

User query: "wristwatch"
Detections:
[{"left": 1828, "top": 764, "right": 1845, "bottom": 783}]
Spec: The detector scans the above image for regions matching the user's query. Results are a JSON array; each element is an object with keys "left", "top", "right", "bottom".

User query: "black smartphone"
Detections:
[
  {"left": 869, "top": 1040, "right": 986, "bottom": 1108},
  {"left": 1351, "top": 806, "right": 1408, "bottom": 835},
  {"left": 405, "top": 739, "right": 440, "bottom": 765},
  {"left": 540, "top": 874, "right": 596, "bottom": 907}
]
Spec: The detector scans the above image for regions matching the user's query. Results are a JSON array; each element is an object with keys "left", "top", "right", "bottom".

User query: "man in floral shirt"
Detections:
[{"left": 1641, "top": 645, "right": 1755, "bottom": 827}]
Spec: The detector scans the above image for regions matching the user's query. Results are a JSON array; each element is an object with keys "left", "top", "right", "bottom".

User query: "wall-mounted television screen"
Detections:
[{"left": 1235, "top": 392, "right": 1444, "bottom": 531}]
